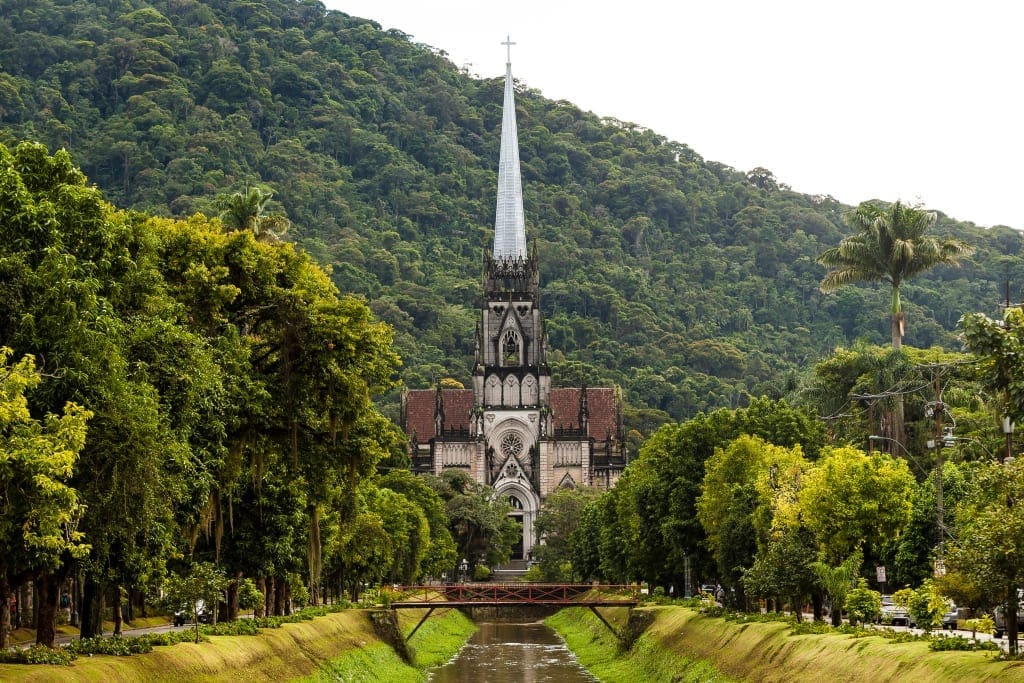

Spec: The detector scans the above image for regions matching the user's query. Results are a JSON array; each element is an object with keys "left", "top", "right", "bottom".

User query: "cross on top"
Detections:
[{"left": 502, "top": 35, "right": 516, "bottom": 63}]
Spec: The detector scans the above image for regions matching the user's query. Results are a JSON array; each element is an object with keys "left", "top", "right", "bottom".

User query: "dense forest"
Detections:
[
  {"left": 2, "top": 0, "right": 1022, "bottom": 431},
  {"left": 5, "top": 0, "right": 1024, "bottom": 660}
]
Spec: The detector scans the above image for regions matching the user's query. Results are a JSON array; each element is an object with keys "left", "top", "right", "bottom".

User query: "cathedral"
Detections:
[{"left": 401, "top": 44, "right": 627, "bottom": 561}]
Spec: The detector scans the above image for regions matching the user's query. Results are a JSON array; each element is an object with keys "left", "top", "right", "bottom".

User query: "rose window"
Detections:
[{"left": 500, "top": 431, "right": 524, "bottom": 459}]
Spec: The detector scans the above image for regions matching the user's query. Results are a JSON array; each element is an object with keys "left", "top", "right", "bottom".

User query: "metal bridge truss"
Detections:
[{"left": 389, "top": 583, "right": 639, "bottom": 641}]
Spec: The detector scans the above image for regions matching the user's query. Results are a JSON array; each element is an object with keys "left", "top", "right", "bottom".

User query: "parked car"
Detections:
[
  {"left": 993, "top": 605, "right": 1024, "bottom": 639},
  {"left": 173, "top": 599, "right": 211, "bottom": 627},
  {"left": 879, "top": 594, "right": 913, "bottom": 626},
  {"left": 942, "top": 605, "right": 971, "bottom": 630}
]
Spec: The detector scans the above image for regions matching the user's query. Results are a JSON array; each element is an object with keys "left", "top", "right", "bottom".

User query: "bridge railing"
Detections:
[{"left": 387, "top": 583, "right": 641, "bottom": 605}]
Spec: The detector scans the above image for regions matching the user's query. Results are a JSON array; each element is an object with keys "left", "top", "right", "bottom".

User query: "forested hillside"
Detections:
[{"left": 2, "top": 0, "right": 1021, "bottom": 424}]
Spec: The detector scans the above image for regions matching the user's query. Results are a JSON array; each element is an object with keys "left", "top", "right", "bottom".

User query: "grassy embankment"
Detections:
[
  {"left": 548, "top": 605, "right": 1024, "bottom": 682},
  {"left": 0, "top": 608, "right": 475, "bottom": 682}
]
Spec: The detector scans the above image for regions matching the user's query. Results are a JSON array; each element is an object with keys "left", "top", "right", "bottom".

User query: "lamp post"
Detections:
[{"left": 1004, "top": 416, "right": 1015, "bottom": 463}]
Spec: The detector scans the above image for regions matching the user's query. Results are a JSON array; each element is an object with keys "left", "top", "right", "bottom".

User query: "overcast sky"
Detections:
[{"left": 324, "top": 1, "right": 1023, "bottom": 229}]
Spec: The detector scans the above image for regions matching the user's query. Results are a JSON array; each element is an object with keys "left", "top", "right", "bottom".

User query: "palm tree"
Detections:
[
  {"left": 818, "top": 201, "right": 973, "bottom": 450},
  {"left": 818, "top": 200, "right": 973, "bottom": 350},
  {"left": 217, "top": 185, "right": 290, "bottom": 243}
]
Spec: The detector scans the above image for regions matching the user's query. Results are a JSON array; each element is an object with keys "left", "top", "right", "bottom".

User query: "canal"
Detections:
[{"left": 429, "top": 621, "right": 596, "bottom": 682}]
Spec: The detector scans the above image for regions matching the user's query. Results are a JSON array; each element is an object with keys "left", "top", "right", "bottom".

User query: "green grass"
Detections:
[
  {"left": 549, "top": 605, "right": 1024, "bottom": 683},
  {"left": 306, "top": 608, "right": 476, "bottom": 682},
  {"left": 547, "top": 607, "right": 735, "bottom": 683}
]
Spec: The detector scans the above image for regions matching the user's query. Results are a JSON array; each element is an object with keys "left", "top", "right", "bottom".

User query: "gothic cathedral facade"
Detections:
[{"left": 401, "top": 46, "right": 627, "bottom": 561}]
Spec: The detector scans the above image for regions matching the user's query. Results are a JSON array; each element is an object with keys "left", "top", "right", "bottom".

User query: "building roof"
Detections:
[
  {"left": 405, "top": 389, "right": 473, "bottom": 441},
  {"left": 404, "top": 387, "right": 619, "bottom": 441},
  {"left": 550, "top": 387, "right": 619, "bottom": 439}
]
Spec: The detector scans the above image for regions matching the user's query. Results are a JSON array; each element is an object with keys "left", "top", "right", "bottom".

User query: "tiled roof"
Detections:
[
  {"left": 405, "top": 387, "right": 620, "bottom": 441},
  {"left": 550, "top": 387, "right": 619, "bottom": 439},
  {"left": 405, "top": 389, "right": 473, "bottom": 441}
]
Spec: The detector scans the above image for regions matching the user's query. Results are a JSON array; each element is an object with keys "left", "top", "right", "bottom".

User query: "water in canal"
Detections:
[{"left": 429, "top": 621, "right": 596, "bottom": 683}]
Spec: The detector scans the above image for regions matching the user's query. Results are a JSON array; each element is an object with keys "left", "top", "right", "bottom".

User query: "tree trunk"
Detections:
[
  {"left": 79, "top": 575, "right": 104, "bottom": 638},
  {"left": 255, "top": 577, "right": 266, "bottom": 618},
  {"left": 812, "top": 592, "right": 824, "bottom": 622},
  {"left": 273, "top": 576, "right": 286, "bottom": 616},
  {"left": 0, "top": 574, "right": 11, "bottom": 649},
  {"left": 1009, "top": 585, "right": 1019, "bottom": 656},
  {"left": 112, "top": 583, "right": 123, "bottom": 635},
  {"left": 35, "top": 573, "right": 60, "bottom": 648},
  {"left": 264, "top": 576, "right": 274, "bottom": 617},
  {"left": 226, "top": 572, "right": 241, "bottom": 621},
  {"left": 308, "top": 505, "right": 322, "bottom": 607}
]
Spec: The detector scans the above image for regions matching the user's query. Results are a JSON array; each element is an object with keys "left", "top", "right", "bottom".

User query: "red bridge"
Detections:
[
  {"left": 387, "top": 583, "right": 639, "bottom": 641},
  {"left": 389, "top": 583, "right": 639, "bottom": 608}
]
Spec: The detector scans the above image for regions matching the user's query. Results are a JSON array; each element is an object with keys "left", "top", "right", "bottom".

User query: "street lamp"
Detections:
[
  {"left": 459, "top": 558, "right": 469, "bottom": 583},
  {"left": 1004, "top": 416, "right": 1015, "bottom": 463}
]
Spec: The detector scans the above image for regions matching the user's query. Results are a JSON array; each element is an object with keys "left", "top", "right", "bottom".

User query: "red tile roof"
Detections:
[
  {"left": 550, "top": 387, "right": 619, "bottom": 439},
  {"left": 405, "top": 387, "right": 620, "bottom": 441},
  {"left": 405, "top": 389, "right": 473, "bottom": 440}
]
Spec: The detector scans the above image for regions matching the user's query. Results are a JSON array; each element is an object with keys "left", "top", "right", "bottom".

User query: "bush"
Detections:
[
  {"left": 845, "top": 579, "right": 881, "bottom": 626},
  {"left": 0, "top": 644, "right": 76, "bottom": 665},
  {"left": 201, "top": 619, "right": 261, "bottom": 636},
  {"left": 473, "top": 565, "right": 491, "bottom": 581},
  {"left": 929, "top": 635, "right": 999, "bottom": 652},
  {"left": 907, "top": 581, "right": 945, "bottom": 631},
  {"left": 67, "top": 635, "right": 153, "bottom": 656}
]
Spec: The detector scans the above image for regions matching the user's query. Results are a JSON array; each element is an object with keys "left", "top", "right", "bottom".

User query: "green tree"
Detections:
[
  {"left": 533, "top": 486, "right": 601, "bottom": 581},
  {"left": 0, "top": 349, "right": 91, "bottom": 648},
  {"left": 944, "top": 458, "right": 1024, "bottom": 654},
  {"left": 798, "top": 446, "right": 914, "bottom": 565},
  {"left": 819, "top": 201, "right": 973, "bottom": 351},
  {"left": 217, "top": 185, "right": 290, "bottom": 243},
  {"left": 161, "top": 563, "right": 229, "bottom": 643},
  {"left": 811, "top": 550, "right": 862, "bottom": 627}
]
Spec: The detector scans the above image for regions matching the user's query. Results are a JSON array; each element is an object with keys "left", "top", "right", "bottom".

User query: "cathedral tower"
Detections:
[{"left": 402, "top": 40, "right": 626, "bottom": 566}]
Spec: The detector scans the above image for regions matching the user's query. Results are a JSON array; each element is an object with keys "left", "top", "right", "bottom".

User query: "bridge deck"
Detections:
[{"left": 389, "top": 583, "right": 640, "bottom": 608}]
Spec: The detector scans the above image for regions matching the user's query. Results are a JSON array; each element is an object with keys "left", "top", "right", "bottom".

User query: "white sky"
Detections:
[{"left": 324, "top": 1, "right": 1024, "bottom": 229}]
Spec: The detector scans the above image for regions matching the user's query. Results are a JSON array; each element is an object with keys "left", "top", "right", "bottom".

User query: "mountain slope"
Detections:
[{"left": 1, "top": 0, "right": 1020, "bottom": 424}]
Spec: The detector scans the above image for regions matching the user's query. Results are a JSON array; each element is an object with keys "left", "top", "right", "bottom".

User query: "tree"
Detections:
[
  {"left": 217, "top": 185, "right": 290, "bottom": 243},
  {"left": 811, "top": 551, "right": 862, "bottom": 627},
  {"left": 819, "top": 201, "right": 973, "bottom": 351},
  {"left": 161, "top": 563, "right": 229, "bottom": 643},
  {"left": 698, "top": 435, "right": 807, "bottom": 608},
  {"left": 819, "top": 201, "right": 973, "bottom": 448},
  {"left": 428, "top": 470, "right": 518, "bottom": 574},
  {"left": 0, "top": 349, "right": 91, "bottom": 648},
  {"left": 944, "top": 458, "right": 1024, "bottom": 654},
  {"left": 533, "top": 486, "right": 601, "bottom": 581},
  {"left": 962, "top": 307, "right": 1024, "bottom": 447},
  {"left": 797, "top": 445, "right": 914, "bottom": 602}
]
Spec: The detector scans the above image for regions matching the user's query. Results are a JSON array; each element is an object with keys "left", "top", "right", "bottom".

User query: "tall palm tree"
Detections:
[
  {"left": 818, "top": 201, "right": 973, "bottom": 350},
  {"left": 218, "top": 185, "right": 290, "bottom": 243},
  {"left": 818, "top": 201, "right": 973, "bottom": 451}
]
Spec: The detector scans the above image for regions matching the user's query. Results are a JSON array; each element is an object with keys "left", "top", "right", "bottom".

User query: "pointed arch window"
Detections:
[{"left": 502, "top": 329, "right": 521, "bottom": 366}]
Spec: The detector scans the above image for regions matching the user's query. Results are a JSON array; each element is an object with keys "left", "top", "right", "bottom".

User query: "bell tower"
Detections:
[{"left": 470, "top": 38, "right": 548, "bottom": 559}]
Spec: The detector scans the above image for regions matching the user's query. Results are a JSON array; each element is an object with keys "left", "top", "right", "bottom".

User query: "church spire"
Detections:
[{"left": 493, "top": 35, "right": 527, "bottom": 260}]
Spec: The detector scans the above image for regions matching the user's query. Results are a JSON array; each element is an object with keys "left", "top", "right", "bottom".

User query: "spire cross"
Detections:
[{"left": 502, "top": 35, "right": 516, "bottom": 64}]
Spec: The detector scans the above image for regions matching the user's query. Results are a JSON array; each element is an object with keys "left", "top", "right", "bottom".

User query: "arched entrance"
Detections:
[{"left": 494, "top": 479, "right": 540, "bottom": 561}]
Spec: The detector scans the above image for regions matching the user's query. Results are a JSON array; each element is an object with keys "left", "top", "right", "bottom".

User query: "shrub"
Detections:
[
  {"left": 473, "top": 565, "right": 491, "bottom": 581},
  {"left": 907, "top": 581, "right": 945, "bottom": 632},
  {"left": 0, "top": 644, "right": 76, "bottom": 665},
  {"left": 845, "top": 579, "right": 881, "bottom": 626},
  {"left": 929, "top": 635, "right": 999, "bottom": 652}
]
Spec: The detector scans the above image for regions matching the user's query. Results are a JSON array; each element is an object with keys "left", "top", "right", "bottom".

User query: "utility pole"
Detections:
[{"left": 932, "top": 372, "right": 944, "bottom": 557}]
